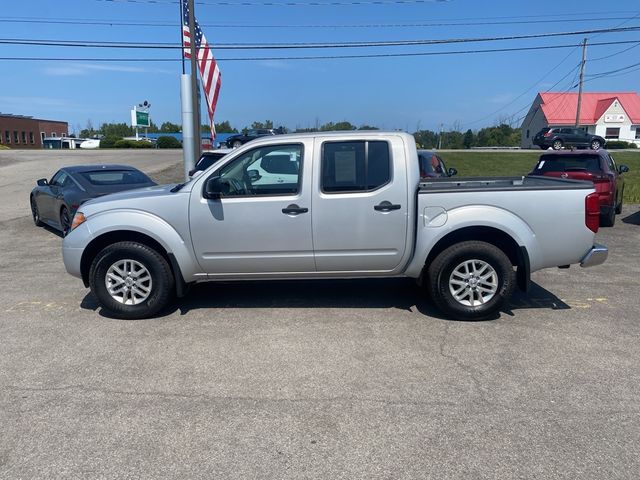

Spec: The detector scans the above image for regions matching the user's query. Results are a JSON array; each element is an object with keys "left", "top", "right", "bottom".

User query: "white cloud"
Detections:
[{"left": 43, "top": 63, "right": 173, "bottom": 76}]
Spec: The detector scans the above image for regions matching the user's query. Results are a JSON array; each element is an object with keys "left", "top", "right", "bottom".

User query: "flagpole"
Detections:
[
  {"left": 187, "top": 0, "right": 201, "bottom": 161},
  {"left": 179, "top": 0, "right": 185, "bottom": 75}
]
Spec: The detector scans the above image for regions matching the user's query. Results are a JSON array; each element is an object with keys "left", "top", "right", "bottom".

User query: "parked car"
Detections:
[
  {"left": 529, "top": 150, "right": 629, "bottom": 226},
  {"left": 225, "top": 128, "right": 279, "bottom": 148},
  {"left": 533, "top": 127, "right": 605, "bottom": 151},
  {"left": 417, "top": 150, "right": 457, "bottom": 178},
  {"left": 63, "top": 132, "right": 607, "bottom": 321},
  {"left": 188, "top": 148, "right": 233, "bottom": 178},
  {"left": 30, "top": 165, "right": 156, "bottom": 235}
]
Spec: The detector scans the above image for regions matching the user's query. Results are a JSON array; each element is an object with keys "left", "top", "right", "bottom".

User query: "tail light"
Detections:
[
  {"left": 544, "top": 130, "right": 553, "bottom": 137},
  {"left": 585, "top": 192, "right": 600, "bottom": 233}
]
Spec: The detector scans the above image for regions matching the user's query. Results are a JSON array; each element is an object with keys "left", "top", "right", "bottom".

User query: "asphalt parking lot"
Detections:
[{"left": 1, "top": 150, "right": 639, "bottom": 479}]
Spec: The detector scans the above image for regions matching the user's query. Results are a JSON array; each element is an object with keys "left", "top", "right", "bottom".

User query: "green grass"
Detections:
[{"left": 438, "top": 150, "right": 640, "bottom": 203}]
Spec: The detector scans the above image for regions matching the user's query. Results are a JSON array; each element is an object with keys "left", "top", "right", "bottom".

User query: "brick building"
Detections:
[{"left": 0, "top": 114, "right": 69, "bottom": 149}]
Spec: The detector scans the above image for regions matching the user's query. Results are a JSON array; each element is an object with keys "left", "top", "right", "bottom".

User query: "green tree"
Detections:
[
  {"left": 160, "top": 121, "right": 181, "bottom": 133},
  {"left": 215, "top": 120, "right": 237, "bottom": 133},
  {"left": 358, "top": 124, "right": 379, "bottom": 130},
  {"left": 413, "top": 130, "right": 438, "bottom": 149},
  {"left": 251, "top": 120, "right": 274, "bottom": 129},
  {"left": 100, "top": 122, "right": 134, "bottom": 138},
  {"left": 463, "top": 129, "right": 475, "bottom": 149},
  {"left": 320, "top": 121, "right": 356, "bottom": 131}
]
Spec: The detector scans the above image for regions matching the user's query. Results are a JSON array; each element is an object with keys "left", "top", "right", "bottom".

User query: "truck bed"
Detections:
[{"left": 418, "top": 175, "right": 594, "bottom": 193}]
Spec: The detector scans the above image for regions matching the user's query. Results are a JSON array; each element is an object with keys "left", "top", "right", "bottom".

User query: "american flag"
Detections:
[{"left": 182, "top": 0, "right": 221, "bottom": 139}]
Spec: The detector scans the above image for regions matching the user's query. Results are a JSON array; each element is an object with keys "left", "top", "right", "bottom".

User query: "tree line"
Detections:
[{"left": 78, "top": 119, "right": 522, "bottom": 149}]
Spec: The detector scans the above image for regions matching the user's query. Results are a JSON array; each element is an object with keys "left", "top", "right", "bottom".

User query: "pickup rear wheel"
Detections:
[
  {"left": 427, "top": 241, "right": 515, "bottom": 320},
  {"left": 89, "top": 241, "right": 174, "bottom": 319}
]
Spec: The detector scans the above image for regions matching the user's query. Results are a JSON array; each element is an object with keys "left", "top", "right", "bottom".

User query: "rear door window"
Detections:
[{"left": 321, "top": 140, "right": 391, "bottom": 193}]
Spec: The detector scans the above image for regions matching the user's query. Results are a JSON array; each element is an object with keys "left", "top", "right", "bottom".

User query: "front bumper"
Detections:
[{"left": 580, "top": 243, "right": 608, "bottom": 268}]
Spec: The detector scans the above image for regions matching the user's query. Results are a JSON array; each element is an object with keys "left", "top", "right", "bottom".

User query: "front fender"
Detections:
[{"left": 65, "top": 209, "right": 201, "bottom": 281}]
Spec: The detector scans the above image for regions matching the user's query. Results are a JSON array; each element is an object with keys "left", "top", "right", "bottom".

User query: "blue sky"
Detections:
[{"left": 1, "top": 0, "right": 639, "bottom": 133}]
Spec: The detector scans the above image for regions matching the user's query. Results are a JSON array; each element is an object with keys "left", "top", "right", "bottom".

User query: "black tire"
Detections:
[
  {"left": 89, "top": 241, "right": 175, "bottom": 319},
  {"left": 590, "top": 139, "right": 601, "bottom": 150},
  {"left": 60, "top": 206, "right": 71, "bottom": 236},
  {"left": 615, "top": 188, "right": 623, "bottom": 215},
  {"left": 552, "top": 139, "right": 563, "bottom": 150},
  {"left": 601, "top": 207, "right": 615, "bottom": 227},
  {"left": 232, "top": 140, "right": 243, "bottom": 148},
  {"left": 30, "top": 196, "right": 43, "bottom": 227},
  {"left": 426, "top": 241, "right": 515, "bottom": 320},
  {"left": 539, "top": 145, "right": 548, "bottom": 150}
]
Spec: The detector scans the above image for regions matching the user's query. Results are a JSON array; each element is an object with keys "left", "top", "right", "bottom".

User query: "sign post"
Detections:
[{"left": 131, "top": 103, "right": 151, "bottom": 141}]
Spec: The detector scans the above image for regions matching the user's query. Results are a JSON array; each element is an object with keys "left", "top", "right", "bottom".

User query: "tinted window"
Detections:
[
  {"left": 50, "top": 171, "right": 67, "bottom": 186},
  {"left": 321, "top": 141, "right": 390, "bottom": 193},
  {"left": 196, "top": 153, "right": 227, "bottom": 171},
  {"left": 418, "top": 153, "right": 446, "bottom": 178},
  {"left": 79, "top": 170, "right": 152, "bottom": 185},
  {"left": 535, "top": 154, "right": 602, "bottom": 173}
]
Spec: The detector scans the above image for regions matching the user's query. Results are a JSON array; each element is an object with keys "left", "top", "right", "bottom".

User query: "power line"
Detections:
[
  {"left": 589, "top": 40, "right": 640, "bottom": 61},
  {"left": 2, "top": 26, "right": 639, "bottom": 50},
  {"left": 91, "top": 0, "right": 452, "bottom": 6},
  {"left": 2, "top": 39, "right": 640, "bottom": 62},
  {"left": 463, "top": 46, "right": 581, "bottom": 127},
  {"left": 1, "top": 16, "right": 639, "bottom": 29}
]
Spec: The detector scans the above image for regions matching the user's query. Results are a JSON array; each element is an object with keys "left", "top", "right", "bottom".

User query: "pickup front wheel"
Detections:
[
  {"left": 427, "top": 241, "right": 515, "bottom": 320},
  {"left": 89, "top": 241, "right": 175, "bottom": 319}
]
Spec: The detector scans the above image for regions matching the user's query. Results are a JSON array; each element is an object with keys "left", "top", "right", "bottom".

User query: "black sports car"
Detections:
[
  {"left": 30, "top": 164, "right": 156, "bottom": 235},
  {"left": 224, "top": 128, "right": 279, "bottom": 148}
]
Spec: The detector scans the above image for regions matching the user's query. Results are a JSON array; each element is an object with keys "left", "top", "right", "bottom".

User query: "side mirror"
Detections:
[
  {"left": 448, "top": 167, "right": 458, "bottom": 177},
  {"left": 37, "top": 178, "right": 48, "bottom": 186},
  {"left": 203, "top": 176, "right": 226, "bottom": 199},
  {"left": 247, "top": 169, "right": 261, "bottom": 182},
  {"left": 619, "top": 164, "right": 629, "bottom": 174}
]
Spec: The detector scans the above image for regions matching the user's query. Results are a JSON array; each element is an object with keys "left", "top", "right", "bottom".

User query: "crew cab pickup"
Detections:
[{"left": 62, "top": 132, "right": 608, "bottom": 320}]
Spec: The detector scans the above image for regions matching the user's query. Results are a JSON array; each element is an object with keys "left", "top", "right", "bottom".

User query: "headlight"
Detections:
[{"left": 70, "top": 212, "right": 86, "bottom": 231}]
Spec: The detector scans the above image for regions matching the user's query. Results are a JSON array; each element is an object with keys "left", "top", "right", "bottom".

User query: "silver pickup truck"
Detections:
[{"left": 62, "top": 132, "right": 607, "bottom": 320}]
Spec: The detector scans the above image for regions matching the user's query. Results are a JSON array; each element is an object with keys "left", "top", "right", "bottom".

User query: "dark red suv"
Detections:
[{"left": 529, "top": 150, "right": 629, "bottom": 226}]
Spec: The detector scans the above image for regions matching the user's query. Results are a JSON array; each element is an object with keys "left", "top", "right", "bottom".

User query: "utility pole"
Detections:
[
  {"left": 575, "top": 38, "right": 588, "bottom": 128},
  {"left": 437, "top": 123, "right": 444, "bottom": 149},
  {"left": 187, "top": 0, "right": 201, "bottom": 160}
]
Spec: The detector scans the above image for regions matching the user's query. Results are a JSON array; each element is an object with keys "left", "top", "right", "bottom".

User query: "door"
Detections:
[
  {"left": 39, "top": 170, "right": 67, "bottom": 222},
  {"left": 312, "top": 138, "right": 409, "bottom": 273},
  {"left": 189, "top": 142, "right": 315, "bottom": 275}
]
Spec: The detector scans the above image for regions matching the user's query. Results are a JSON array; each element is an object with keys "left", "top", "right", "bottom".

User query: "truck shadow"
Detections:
[
  {"left": 81, "top": 278, "right": 570, "bottom": 321},
  {"left": 622, "top": 210, "right": 640, "bottom": 225}
]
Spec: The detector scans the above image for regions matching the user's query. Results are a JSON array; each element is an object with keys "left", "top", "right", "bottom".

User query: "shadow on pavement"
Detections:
[
  {"left": 622, "top": 210, "right": 640, "bottom": 225},
  {"left": 81, "top": 278, "right": 570, "bottom": 322}
]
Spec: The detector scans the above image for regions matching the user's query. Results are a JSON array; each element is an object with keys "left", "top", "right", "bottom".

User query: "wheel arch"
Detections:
[
  {"left": 420, "top": 226, "right": 530, "bottom": 292},
  {"left": 80, "top": 230, "right": 188, "bottom": 296}
]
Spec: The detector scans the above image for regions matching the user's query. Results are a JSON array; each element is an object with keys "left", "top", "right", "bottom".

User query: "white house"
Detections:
[{"left": 520, "top": 92, "right": 640, "bottom": 148}]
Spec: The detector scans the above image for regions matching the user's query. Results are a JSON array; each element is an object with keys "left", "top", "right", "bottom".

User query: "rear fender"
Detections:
[{"left": 405, "top": 205, "right": 540, "bottom": 278}]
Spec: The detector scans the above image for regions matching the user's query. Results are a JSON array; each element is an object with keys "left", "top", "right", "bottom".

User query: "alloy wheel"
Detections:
[
  {"left": 448, "top": 259, "right": 498, "bottom": 307},
  {"left": 105, "top": 259, "right": 153, "bottom": 305}
]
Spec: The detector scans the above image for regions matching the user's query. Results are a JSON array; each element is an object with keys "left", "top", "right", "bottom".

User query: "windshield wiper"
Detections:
[{"left": 170, "top": 182, "right": 186, "bottom": 193}]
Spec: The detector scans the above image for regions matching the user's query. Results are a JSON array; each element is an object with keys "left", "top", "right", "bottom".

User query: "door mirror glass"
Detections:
[
  {"left": 203, "top": 176, "right": 230, "bottom": 199},
  {"left": 448, "top": 167, "right": 458, "bottom": 177},
  {"left": 247, "top": 169, "right": 261, "bottom": 182},
  {"left": 619, "top": 164, "right": 630, "bottom": 174},
  {"left": 37, "top": 178, "right": 48, "bottom": 186}
]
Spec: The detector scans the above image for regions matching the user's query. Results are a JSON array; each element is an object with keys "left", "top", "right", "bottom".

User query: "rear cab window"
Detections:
[
  {"left": 535, "top": 154, "right": 602, "bottom": 173},
  {"left": 80, "top": 170, "right": 151, "bottom": 185},
  {"left": 321, "top": 140, "right": 391, "bottom": 193}
]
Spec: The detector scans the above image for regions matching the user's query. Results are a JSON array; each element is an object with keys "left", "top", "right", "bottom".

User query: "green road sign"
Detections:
[{"left": 135, "top": 110, "right": 150, "bottom": 127}]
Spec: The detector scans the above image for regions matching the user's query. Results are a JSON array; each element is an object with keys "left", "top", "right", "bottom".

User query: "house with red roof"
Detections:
[{"left": 520, "top": 92, "right": 640, "bottom": 148}]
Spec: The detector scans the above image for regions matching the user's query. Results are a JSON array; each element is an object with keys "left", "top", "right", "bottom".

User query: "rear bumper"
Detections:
[{"left": 580, "top": 243, "right": 608, "bottom": 268}]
